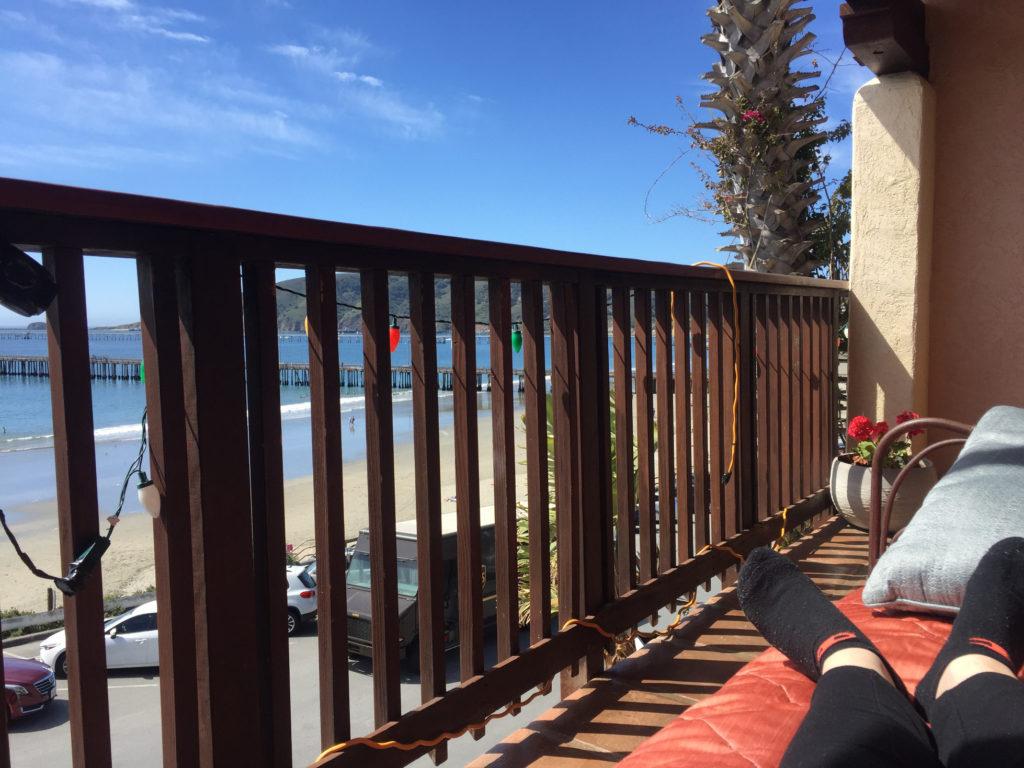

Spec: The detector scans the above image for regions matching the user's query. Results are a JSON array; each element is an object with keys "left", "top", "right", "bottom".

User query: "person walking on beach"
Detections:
[{"left": 737, "top": 538, "right": 1024, "bottom": 767}]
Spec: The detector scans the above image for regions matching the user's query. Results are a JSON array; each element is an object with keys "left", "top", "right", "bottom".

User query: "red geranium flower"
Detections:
[
  {"left": 847, "top": 415, "right": 874, "bottom": 442},
  {"left": 897, "top": 410, "right": 924, "bottom": 436},
  {"left": 872, "top": 420, "right": 890, "bottom": 437}
]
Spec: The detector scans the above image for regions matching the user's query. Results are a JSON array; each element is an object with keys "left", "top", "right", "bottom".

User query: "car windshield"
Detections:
[{"left": 347, "top": 551, "right": 418, "bottom": 597}]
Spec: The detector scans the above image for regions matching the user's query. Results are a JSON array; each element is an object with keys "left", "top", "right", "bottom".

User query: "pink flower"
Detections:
[
  {"left": 847, "top": 416, "right": 874, "bottom": 442},
  {"left": 741, "top": 109, "right": 764, "bottom": 123}
]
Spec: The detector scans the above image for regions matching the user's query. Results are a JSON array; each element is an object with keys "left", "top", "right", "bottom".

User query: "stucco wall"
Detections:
[
  {"left": 848, "top": 73, "right": 934, "bottom": 426},
  {"left": 925, "top": 0, "right": 1024, "bottom": 424}
]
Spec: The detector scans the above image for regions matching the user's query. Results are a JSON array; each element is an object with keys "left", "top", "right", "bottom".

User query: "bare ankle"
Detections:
[
  {"left": 821, "top": 647, "right": 894, "bottom": 686},
  {"left": 934, "top": 653, "right": 1017, "bottom": 699}
]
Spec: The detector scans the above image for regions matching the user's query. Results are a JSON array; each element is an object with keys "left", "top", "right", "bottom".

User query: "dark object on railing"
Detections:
[
  {"left": 868, "top": 416, "right": 972, "bottom": 566},
  {"left": 0, "top": 241, "right": 57, "bottom": 316},
  {"left": 54, "top": 536, "right": 111, "bottom": 596}
]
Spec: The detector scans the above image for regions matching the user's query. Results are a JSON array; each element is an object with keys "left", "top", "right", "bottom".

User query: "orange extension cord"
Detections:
[{"left": 312, "top": 507, "right": 790, "bottom": 764}]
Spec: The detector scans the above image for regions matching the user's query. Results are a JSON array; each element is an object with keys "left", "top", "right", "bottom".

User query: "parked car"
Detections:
[
  {"left": 286, "top": 562, "right": 317, "bottom": 636},
  {"left": 4, "top": 655, "right": 57, "bottom": 723},
  {"left": 345, "top": 507, "right": 496, "bottom": 662},
  {"left": 40, "top": 600, "right": 159, "bottom": 678}
]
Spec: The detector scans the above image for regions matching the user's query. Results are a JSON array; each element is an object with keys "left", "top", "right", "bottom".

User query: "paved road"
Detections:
[{"left": 3, "top": 624, "right": 561, "bottom": 767}]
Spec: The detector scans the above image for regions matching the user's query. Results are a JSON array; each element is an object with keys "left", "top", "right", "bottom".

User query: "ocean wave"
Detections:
[{"left": 2, "top": 389, "right": 452, "bottom": 450}]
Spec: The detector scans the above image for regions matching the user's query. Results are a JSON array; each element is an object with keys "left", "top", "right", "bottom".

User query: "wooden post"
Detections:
[
  {"left": 137, "top": 252, "right": 200, "bottom": 768},
  {"left": 44, "top": 245, "right": 112, "bottom": 768}
]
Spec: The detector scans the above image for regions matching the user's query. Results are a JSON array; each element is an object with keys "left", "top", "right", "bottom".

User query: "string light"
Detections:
[
  {"left": 510, "top": 322, "right": 523, "bottom": 353},
  {"left": 389, "top": 316, "right": 401, "bottom": 353}
]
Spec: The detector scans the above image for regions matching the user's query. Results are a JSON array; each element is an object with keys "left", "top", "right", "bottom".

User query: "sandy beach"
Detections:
[{"left": 0, "top": 412, "right": 528, "bottom": 614}]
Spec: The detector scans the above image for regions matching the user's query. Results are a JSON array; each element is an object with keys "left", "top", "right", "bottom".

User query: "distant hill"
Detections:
[{"left": 275, "top": 274, "right": 547, "bottom": 334}]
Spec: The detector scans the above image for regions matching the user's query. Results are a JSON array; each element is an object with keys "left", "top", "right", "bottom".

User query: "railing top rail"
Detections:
[{"left": 0, "top": 176, "right": 848, "bottom": 291}]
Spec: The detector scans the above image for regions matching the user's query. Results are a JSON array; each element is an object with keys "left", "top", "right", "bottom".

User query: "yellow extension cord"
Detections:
[{"left": 692, "top": 262, "right": 740, "bottom": 482}]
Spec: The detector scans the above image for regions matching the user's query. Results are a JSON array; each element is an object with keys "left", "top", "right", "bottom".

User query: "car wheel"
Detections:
[
  {"left": 287, "top": 609, "right": 300, "bottom": 636},
  {"left": 55, "top": 652, "right": 68, "bottom": 679}
]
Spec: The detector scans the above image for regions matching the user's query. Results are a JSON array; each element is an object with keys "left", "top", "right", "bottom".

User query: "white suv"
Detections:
[{"left": 286, "top": 563, "right": 317, "bottom": 636}]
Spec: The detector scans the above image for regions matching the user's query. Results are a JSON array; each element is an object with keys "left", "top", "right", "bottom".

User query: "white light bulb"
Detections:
[{"left": 137, "top": 471, "right": 161, "bottom": 518}]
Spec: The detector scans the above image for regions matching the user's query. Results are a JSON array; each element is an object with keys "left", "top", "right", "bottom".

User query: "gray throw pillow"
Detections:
[{"left": 862, "top": 405, "right": 1024, "bottom": 615}]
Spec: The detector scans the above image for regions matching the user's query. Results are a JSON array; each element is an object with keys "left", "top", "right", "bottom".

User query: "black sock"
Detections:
[
  {"left": 915, "top": 536, "right": 1024, "bottom": 716},
  {"left": 738, "top": 544, "right": 920, "bottom": 710},
  {"left": 738, "top": 547, "right": 889, "bottom": 681}
]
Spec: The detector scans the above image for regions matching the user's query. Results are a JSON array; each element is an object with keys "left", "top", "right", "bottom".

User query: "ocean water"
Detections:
[{"left": 0, "top": 331, "right": 503, "bottom": 522}]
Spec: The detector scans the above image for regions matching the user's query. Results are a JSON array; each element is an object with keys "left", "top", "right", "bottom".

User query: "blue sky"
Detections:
[{"left": 0, "top": 0, "right": 868, "bottom": 327}]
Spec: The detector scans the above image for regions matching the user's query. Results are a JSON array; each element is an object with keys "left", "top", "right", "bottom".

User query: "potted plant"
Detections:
[{"left": 829, "top": 411, "right": 938, "bottom": 532}]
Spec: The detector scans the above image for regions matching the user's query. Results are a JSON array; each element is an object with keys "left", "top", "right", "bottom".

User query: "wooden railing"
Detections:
[{"left": 0, "top": 177, "right": 847, "bottom": 768}]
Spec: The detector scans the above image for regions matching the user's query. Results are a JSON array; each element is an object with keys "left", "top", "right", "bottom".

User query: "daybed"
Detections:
[{"left": 619, "top": 405, "right": 1024, "bottom": 767}]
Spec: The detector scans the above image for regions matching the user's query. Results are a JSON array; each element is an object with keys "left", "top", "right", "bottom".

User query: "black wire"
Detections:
[
  {"left": 274, "top": 284, "right": 547, "bottom": 326},
  {"left": 0, "top": 407, "right": 150, "bottom": 587},
  {"left": 0, "top": 508, "right": 62, "bottom": 580},
  {"left": 104, "top": 407, "right": 148, "bottom": 538}
]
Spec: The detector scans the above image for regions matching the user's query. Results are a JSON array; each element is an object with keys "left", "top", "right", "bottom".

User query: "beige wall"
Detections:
[
  {"left": 848, "top": 73, "right": 934, "bottom": 426},
  {"left": 849, "top": 0, "right": 1024, "bottom": 441},
  {"left": 925, "top": 0, "right": 1024, "bottom": 424}
]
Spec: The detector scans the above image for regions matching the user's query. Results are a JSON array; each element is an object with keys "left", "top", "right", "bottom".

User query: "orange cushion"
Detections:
[{"left": 619, "top": 589, "right": 956, "bottom": 767}]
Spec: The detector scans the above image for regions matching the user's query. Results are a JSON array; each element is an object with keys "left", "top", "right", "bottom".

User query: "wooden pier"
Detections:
[{"left": 0, "top": 356, "right": 525, "bottom": 392}]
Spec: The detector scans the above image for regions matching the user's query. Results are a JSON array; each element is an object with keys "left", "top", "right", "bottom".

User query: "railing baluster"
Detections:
[
  {"left": 689, "top": 290, "right": 710, "bottom": 558},
  {"left": 754, "top": 294, "right": 771, "bottom": 522},
  {"left": 655, "top": 290, "right": 675, "bottom": 570},
  {"left": 0, "top": 623, "right": 6, "bottom": 766},
  {"left": 521, "top": 279, "right": 551, "bottom": 646},
  {"left": 550, "top": 280, "right": 584, "bottom": 694},
  {"left": 451, "top": 274, "right": 484, "bottom": 699},
  {"left": 612, "top": 286, "right": 636, "bottom": 594},
  {"left": 306, "top": 264, "right": 351, "bottom": 748},
  {"left": 707, "top": 292, "right": 725, "bottom": 550},
  {"left": 737, "top": 291, "right": 757, "bottom": 531},
  {"left": 721, "top": 291, "right": 739, "bottom": 539},
  {"left": 178, "top": 250, "right": 263, "bottom": 766},
  {"left": 409, "top": 271, "right": 447, "bottom": 761},
  {"left": 44, "top": 246, "right": 112, "bottom": 768},
  {"left": 361, "top": 268, "right": 401, "bottom": 725},
  {"left": 577, "top": 279, "right": 611, "bottom": 680},
  {"left": 800, "top": 296, "right": 814, "bottom": 498},
  {"left": 488, "top": 278, "right": 519, "bottom": 664},
  {"left": 137, "top": 252, "right": 200, "bottom": 768},
  {"left": 673, "top": 290, "right": 693, "bottom": 560},
  {"left": 634, "top": 289, "right": 656, "bottom": 582},
  {"left": 779, "top": 295, "right": 794, "bottom": 506},
  {"left": 242, "top": 261, "right": 292, "bottom": 766},
  {"left": 810, "top": 297, "right": 822, "bottom": 491}
]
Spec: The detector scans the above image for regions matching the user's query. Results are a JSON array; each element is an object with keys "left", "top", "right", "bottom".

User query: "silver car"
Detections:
[{"left": 286, "top": 562, "right": 317, "bottom": 636}]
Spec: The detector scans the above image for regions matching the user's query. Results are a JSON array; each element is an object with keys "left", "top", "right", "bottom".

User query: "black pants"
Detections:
[{"left": 780, "top": 667, "right": 1024, "bottom": 768}]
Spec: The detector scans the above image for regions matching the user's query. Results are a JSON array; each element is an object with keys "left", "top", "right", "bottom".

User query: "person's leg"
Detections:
[
  {"left": 738, "top": 547, "right": 938, "bottom": 768},
  {"left": 781, "top": 666, "right": 939, "bottom": 768},
  {"left": 914, "top": 537, "right": 1024, "bottom": 767}
]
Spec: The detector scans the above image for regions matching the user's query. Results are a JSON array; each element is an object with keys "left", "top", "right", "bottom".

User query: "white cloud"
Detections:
[
  {"left": 270, "top": 33, "right": 441, "bottom": 138},
  {"left": 269, "top": 43, "right": 355, "bottom": 72},
  {"left": 346, "top": 89, "right": 444, "bottom": 139},
  {"left": 335, "top": 72, "right": 383, "bottom": 87},
  {"left": 54, "top": 0, "right": 210, "bottom": 43},
  {"left": 0, "top": 51, "right": 317, "bottom": 148}
]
